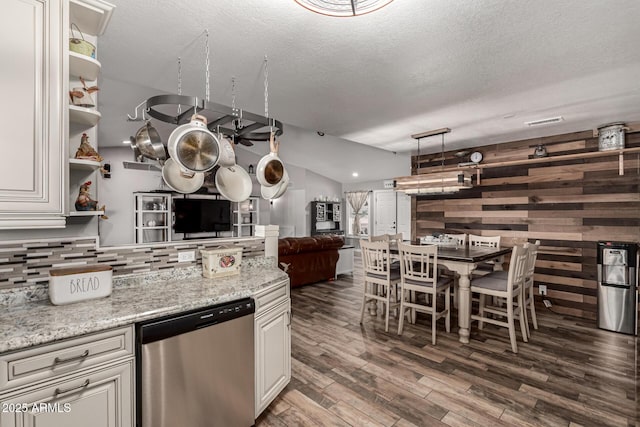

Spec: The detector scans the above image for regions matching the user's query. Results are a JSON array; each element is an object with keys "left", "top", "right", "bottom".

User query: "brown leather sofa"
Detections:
[{"left": 278, "top": 235, "right": 344, "bottom": 288}]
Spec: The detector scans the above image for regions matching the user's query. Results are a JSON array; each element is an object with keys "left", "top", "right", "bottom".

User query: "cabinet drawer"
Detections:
[
  {"left": 0, "top": 326, "right": 133, "bottom": 393},
  {"left": 254, "top": 279, "right": 290, "bottom": 315},
  {"left": 0, "top": 360, "right": 134, "bottom": 427}
]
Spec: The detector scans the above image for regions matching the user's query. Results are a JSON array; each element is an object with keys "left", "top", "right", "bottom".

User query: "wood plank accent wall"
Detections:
[{"left": 411, "top": 129, "right": 640, "bottom": 319}]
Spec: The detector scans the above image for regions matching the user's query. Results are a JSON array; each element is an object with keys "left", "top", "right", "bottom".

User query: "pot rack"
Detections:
[{"left": 127, "top": 95, "right": 283, "bottom": 146}]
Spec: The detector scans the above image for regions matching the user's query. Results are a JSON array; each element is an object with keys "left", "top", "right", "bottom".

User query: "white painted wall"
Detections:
[{"left": 267, "top": 163, "right": 342, "bottom": 237}]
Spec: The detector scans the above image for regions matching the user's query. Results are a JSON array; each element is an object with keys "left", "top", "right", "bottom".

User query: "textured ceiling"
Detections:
[{"left": 98, "top": 0, "right": 640, "bottom": 159}]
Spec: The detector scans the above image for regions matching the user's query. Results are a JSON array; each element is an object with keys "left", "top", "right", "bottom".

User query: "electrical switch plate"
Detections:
[
  {"left": 539, "top": 284, "right": 547, "bottom": 296},
  {"left": 178, "top": 251, "right": 195, "bottom": 262}
]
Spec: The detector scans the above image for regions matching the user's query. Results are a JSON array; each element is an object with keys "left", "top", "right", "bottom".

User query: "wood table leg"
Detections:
[{"left": 457, "top": 272, "right": 471, "bottom": 344}]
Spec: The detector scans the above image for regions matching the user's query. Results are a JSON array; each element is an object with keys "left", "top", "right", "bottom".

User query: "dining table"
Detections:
[{"left": 391, "top": 241, "right": 512, "bottom": 344}]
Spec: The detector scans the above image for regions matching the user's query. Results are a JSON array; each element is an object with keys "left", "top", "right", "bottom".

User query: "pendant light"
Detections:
[{"left": 395, "top": 128, "right": 473, "bottom": 195}]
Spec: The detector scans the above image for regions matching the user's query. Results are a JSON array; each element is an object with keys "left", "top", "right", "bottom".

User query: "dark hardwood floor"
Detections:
[{"left": 256, "top": 274, "right": 639, "bottom": 427}]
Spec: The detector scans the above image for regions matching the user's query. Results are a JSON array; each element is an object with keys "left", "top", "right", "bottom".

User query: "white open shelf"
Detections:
[
  {"left": 69, "top": 158, "right": 101, "bottom": 170},
  {"left": 69, "top": 105, "right": 101, "bottom": 126},
  {"left": 69, "top": 210, "right": 104, "bottom": 217},
  {"left": 69, "top": 51, "right": 101, "bottom": 80},
  {"left": 69, "top": 0, "right": 115, "bottom": 36}
]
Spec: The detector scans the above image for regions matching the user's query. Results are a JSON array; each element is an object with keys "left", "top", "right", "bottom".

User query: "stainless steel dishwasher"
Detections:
[{"left": 136, "top": 298, "right": 255, "bottom": 427}]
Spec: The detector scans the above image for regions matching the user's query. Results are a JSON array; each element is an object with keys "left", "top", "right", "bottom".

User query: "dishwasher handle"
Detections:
[{"left": 138, "top": 298, "right": 255, "bottom": 345}]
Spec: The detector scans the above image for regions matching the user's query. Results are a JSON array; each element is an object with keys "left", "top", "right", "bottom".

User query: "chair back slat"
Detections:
[
  {"left": 361, "top": 239, "right": 392, "bottom": 278},
  {"left": 398, "top": 242, "right": 438, "bottom": 288},
  {"left": 469, "top": 234, "right": 501, "bottom": 248},
  {"left": 523, "top": 240, "right": 540, "bottom": 285},
  {"left": 505, "top": 244, "right": 529, "bottom": 295},
  {"left": 369, "top": 234, "right": 390, "bottom": 242}
]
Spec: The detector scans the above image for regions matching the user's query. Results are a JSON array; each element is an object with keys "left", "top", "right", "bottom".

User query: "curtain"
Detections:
[{"left": 345, "top": 191, "right": 369, "bottom": 236}]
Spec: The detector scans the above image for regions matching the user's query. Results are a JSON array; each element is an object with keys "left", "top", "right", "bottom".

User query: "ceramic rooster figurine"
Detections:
[
  {"left": 75, "top": 181, "right": 108, "bottom": 219},
  {"left": 75, "top": 133, "right": 103, "bottom": 162}
]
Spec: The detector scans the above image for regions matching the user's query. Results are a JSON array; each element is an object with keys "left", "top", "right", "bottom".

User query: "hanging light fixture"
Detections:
[
  {"left": 294, "top": 0, "right": 395, "bottom": 17},
  {"left": 395, "top": 128, "right": 473, "bottom": 195}
]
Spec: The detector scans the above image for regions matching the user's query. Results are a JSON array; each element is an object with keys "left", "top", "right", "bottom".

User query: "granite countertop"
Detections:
[{"left": 0, "top": 257, "right": 288, "bottom": 354}]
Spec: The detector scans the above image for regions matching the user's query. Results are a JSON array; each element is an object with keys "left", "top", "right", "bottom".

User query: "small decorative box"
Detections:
[
  {"left": 597, "top": 123, "right": 626, "bottom": 151},
  {"left": 48, "top": 265, "right": 113, "bottom": 305},
  {"left": 201, "top": 246, "right": 243, "bottom": 279}
]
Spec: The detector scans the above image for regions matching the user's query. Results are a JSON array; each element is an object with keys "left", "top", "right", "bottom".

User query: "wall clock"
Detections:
[{"left": 470, "top": 151, "right": 483, "bottom": 163}]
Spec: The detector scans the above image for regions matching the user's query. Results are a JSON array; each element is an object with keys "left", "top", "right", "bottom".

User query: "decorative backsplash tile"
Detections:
[{"left": 0, "top": 236, "right": 265, "bottom": 290}]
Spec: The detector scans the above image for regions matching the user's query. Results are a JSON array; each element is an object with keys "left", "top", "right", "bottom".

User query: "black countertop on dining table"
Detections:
[{"left": 395, "top": 241, "right": 512, "bottom": 263}]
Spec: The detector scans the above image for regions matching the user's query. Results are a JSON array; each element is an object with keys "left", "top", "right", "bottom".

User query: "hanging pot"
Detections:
[
  {"left": 134, "top": 121, "right": 166, "bottom": 162},
  {"left": 215, "top": 165, "right": 252, "bottom": 202},
  {"left": 217, "top": 134, "right": 237, "bottom": 168},
  {"left": 168, "top": 114, "right": 220, "bottom": 173},
  {"left": 261, "top": 169, "right": 289, "bottom": 200},
  {"left": 162, "top": 158, "right": 204, "bottom": 194},
  {"left": 256, "top": 132, "right": 284, "bottom": 187}
]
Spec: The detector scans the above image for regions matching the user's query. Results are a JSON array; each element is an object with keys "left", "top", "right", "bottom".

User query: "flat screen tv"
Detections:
[{"left": 173, "top": 199, "right": 232, "bottom": 233}]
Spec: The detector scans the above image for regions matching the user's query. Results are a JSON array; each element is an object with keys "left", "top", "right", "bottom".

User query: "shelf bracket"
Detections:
[{"left": 619, "top": 152, "right": 624, "bottom": 176}]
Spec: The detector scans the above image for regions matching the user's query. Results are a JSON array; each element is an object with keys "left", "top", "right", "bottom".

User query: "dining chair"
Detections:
[
  {"left": 440, "top": 233, "right": 467, "bottom": 307},
  {"left": 397, "top": 242, "right": 452, "bottom": 345},
  {"left": 522, "top": 240, "right": 540, "bottom": 337},
  {"left": 480, "top": 239, "right": 541, "bottom": 340},
  {"left": 469, "top": 234, "right": 501, "bottom": 247},
  {"left": 359, "top": 239, "right": 401, "bottom": 332},
  {"left": 470, "top": 244, "right": 529, "bottom": 353},
  {"left": 388, "top": 233, "right": 404, "bottom": 244},
  {"left": 469, "top": 234, "right": 503, "bottom": 276},
  {"left": 369, "top": 234, "right": 390, "bottom": 242}
]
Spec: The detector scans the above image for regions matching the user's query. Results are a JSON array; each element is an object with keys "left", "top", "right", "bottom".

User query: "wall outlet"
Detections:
[
  {"left": 178, "top": 251, "right": 196, "bottom": 262},
  {"left": 543, "top": 299, "right": 552, "bottom": 308},
  {"left": 539, "top": 284, "right": 547, "bottom": 296}
]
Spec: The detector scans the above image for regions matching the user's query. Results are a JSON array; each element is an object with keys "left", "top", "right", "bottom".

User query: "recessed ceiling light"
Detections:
[
  {"left": 352, "top": 172, "right": 359, "bottom": 177},
  {"left": 122, "top": 140, "right": 131, "bottom": 144},
  {"left": 524, "top": 116, "right": 564, "bottom": 127}
]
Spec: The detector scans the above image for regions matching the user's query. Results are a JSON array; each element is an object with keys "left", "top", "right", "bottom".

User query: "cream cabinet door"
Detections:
[
  {"left": 0, "top": 0, "right": 67, "bottom": 229},
  {"left": 255, "top": 300, "right": 291, "bottom": 418},
  {"left": 0, "top": 361, "right": 133, "bottom": 427}
]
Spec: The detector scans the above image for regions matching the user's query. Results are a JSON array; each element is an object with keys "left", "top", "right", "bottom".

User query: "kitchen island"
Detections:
[
  {"left": 0, "top": 257, "right": 290, "bottom": 426},
  {"left": 0, "top": 257, "right": 287, "bottom": 353}
]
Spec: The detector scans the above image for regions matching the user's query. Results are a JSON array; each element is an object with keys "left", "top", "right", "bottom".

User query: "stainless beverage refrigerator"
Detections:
[{"left": 597, "top": 241, "right": 638, "bottom": 335}]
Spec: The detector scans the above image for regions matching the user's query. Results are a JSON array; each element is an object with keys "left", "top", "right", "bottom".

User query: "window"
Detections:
[{"left": 346, "top": 194, "right": 370, "bottom": 237}]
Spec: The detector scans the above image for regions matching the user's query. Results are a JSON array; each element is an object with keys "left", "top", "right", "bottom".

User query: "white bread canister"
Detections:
[{"left": 48, "top": 265, "right": 113, "bottom": 305}]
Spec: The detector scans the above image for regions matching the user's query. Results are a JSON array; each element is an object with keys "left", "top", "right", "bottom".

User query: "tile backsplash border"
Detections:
[{"left": 0, "top": 235, "right": 265, "bottom": 290}]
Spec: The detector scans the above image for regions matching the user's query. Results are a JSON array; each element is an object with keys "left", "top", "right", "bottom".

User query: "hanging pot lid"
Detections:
[
  {"left": 167, "top": 114, "right": 220, "bottom": 173},
  {"left": 162, "top": 158, "right": 204, "bottom": 194},
  {"left": 215, "top": 165, "right": 252, "bottom": 202}
]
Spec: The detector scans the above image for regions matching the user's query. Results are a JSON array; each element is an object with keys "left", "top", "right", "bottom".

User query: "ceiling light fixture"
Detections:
[
  {"left": 352, "top": 172, "right": 359, "bottom": 177},
  {"left": 294, "top": 0, "right": 395, "bottom": 17},
  {"left": 395, "top": 128, "right": 473, "bottom": 195},
  {"left": 524, "top": 116, "right": 564, "bottom": 127}
]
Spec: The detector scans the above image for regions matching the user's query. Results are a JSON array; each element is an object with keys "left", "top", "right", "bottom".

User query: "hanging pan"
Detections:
[
  {"left": 168, "top": 114, "right": 220, "bottom": 173},
  {"left": 256, "top": 132, "right": 284, "bottom": 187},
  {"left": 216, "top": 134, "right": 237, "bottom": 168},
  {"left": 134, "top": 121, "right": 166, "bottom": 162},
  {"left": 261, "top": 169, "right": 289, "bottom": 200}
]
